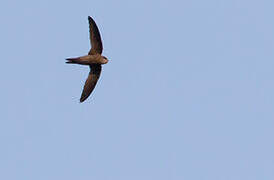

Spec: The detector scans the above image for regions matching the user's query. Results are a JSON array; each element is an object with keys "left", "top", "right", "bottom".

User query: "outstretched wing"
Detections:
[
  {"left": 88, "top": 16, "right": 103, "bottom": 55},
  {"left": 80, "top": 65, "right": 102, "bottom": 102}
]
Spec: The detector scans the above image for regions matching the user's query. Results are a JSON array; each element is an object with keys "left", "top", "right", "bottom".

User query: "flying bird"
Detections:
[{"left": 66, "top": 16, "right": 109, "bottom": 102}]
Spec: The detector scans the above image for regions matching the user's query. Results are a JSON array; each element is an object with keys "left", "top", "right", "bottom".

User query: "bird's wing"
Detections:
[
  {"left": 80, "top": 65, "right": 102, "bottom": 102},
  {"left": 88, "top": 16, "right": 103, "bottom": 55}
]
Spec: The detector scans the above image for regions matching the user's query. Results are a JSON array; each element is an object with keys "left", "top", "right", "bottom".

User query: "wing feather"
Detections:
[
  {"left": 80, "top": 65, "right": 102, "bottom": 102},
  {"left": 88, "top": 16, "right": 103, "bottom": 55}
]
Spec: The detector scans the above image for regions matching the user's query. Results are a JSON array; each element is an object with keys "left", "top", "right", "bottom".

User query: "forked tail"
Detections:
[{"left": 66, "top": 58, "right": 81, "bottom": 64}]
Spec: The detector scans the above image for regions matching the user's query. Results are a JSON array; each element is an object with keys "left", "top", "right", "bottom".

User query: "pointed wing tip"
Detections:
[
  {"left": 79, "top": 98, "right": 86, "bottom": 103},
  {"left": 80, "top": 92, "right": 91, "bottom": 103},
  {"left": 80, "top": 96, "right": 87, "bottom": 103}
]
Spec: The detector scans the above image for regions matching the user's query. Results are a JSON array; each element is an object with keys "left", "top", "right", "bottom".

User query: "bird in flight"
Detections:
[{"left": 66, "top": 16, "right": 109, "bottom": 102}]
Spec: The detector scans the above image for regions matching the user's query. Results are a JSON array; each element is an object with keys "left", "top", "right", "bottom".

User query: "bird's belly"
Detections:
[
  {"left": 89, "top": 58, "right": 102, "bottom": 64},
  {"left": 91, "top": 58, "right": 106, "bottom": 64},
  {"left": 80, "top": 55, "right": 104, "bottom": 64}
]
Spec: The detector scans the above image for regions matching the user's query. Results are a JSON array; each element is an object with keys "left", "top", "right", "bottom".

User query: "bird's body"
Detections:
[
  {"left": 66, "top": 54, "right": 108, "bottom": 65},
  {"left": 66, "top": 16, "right": 108, "bottom": 102}
]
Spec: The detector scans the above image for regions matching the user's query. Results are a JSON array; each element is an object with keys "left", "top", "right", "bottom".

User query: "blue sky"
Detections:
[{"left": 1, "top": 0, "right": 274, "bottom": 179}]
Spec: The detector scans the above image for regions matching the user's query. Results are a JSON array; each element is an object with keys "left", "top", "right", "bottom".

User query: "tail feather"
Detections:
[
  {"left": 66, "top": 56, "right": 91, "bottom": 65},
  {"left": 66, "top": 58, "right": 80, "bottom": 64}
]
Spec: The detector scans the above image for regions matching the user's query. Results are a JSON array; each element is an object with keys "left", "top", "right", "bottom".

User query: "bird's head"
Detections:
[{"left": 101, "top": 56, "right": 109, "bottom": 64}]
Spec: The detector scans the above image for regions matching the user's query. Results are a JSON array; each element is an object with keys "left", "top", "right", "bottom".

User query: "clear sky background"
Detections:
[{"left": 1, "top": 0, "right": 274, "bottom": 179}]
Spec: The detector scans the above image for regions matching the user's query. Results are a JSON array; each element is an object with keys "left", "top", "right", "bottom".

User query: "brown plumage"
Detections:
[
  {"left": 66, "top": 16, "right": 109, "bottom": 102},
  {"left": 88, "top": 16, "right": 103, "bottom": 55},
  {"left": 80, "top": 65, "right": 101, "bottom": 102}
]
